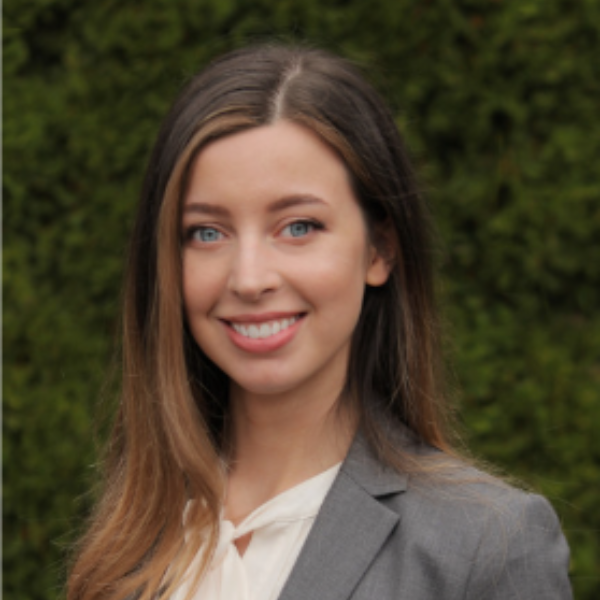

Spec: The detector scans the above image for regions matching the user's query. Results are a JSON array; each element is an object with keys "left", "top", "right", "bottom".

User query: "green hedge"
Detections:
[{"left": 4, "top": 0, "right": 599, "bottom": 598}]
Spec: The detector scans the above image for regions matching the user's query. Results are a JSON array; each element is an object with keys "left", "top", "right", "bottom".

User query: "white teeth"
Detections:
[{"left": 231, "top": 316, "right": 299, "bottom": 340}]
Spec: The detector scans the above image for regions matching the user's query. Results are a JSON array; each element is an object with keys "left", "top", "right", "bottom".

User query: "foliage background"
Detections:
[{"left": 4, "top": 0, "right": 599, "bottom": 598}]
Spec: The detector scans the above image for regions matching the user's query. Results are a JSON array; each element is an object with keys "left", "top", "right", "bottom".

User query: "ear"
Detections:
[
  {"left": 365, "top": 246, "right": 392, "bottom": 287},
  {"left": 365, "top": 221, "right": 395, "bottom": 287}
]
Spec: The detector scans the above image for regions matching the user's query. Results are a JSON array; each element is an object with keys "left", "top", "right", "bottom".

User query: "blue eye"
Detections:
[
  {"left": 193, "top": 227, "right": 223, "bottom": 243},
  {"left": 282, "top": 221, "right": 318, "bottom": 238}
]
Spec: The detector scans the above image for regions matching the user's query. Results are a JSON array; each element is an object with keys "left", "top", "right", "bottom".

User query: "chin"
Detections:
[
  {"left": 229, "top": 368, "right": 309, "bottom": 398},
  {"left": 232, "top": 379, "right": 296, "bottom": 398}
]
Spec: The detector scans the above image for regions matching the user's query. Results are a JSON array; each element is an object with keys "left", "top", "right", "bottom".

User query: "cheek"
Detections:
[
  {"left": 182, "top": 256, "right": 223, "bottom": 318},
  {"left": 301, "top": 239, "right": 370, "bottom": 316}
]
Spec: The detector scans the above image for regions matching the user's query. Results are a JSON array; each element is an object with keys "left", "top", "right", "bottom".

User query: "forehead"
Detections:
[{"left": 184, "top": 120, "right": 356, "bottom": 210}]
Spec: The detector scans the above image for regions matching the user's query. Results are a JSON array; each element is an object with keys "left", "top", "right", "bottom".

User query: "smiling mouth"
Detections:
[{"left": 226, "top": 314, "right": 304, "bottom": 340}]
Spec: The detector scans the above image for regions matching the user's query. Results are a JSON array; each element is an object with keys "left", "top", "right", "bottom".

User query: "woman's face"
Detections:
[{"left": 181, "top": 120, "right": 389, "bottom": 400}]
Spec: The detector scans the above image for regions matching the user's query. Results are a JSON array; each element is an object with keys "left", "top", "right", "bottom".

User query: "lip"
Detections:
[{"left": 220, "top": 312, "right": 305, "bottom": 353}]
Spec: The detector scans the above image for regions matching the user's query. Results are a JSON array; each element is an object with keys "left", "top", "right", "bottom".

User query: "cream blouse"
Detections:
[{"left": 172, "top": 463, "right": 341, "bottom": 600}]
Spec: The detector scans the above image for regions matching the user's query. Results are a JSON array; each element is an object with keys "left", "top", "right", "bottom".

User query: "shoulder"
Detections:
[
  {"left": 394, "top": 471, "right": 571, "bottom": 598},
  {"left": 341, "top": 430, "right": 573, "bottom": 599}
]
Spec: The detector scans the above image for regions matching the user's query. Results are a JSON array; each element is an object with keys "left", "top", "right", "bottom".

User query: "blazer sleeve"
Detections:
[{"left": 465, "top": 492, "right": 573, "bottom": 599}]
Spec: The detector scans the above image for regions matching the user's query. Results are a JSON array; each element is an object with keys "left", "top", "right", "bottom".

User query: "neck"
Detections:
[{"left": 223, "top": 383, "right": 356, "bottom": 523}]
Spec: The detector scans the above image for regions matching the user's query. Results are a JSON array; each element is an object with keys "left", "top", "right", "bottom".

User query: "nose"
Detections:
[{"left": 227, "top": 238, "right": 282, "bottom": 302}]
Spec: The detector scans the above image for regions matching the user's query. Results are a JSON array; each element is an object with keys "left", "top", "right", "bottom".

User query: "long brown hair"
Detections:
[{"left": 68, "top": 43, "right": 457, "bottom": 600}]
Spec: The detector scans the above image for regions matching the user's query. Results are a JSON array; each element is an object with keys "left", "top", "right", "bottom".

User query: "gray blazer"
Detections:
[{"left": 278, "top": 431, "right": 573, "bottom": 600}]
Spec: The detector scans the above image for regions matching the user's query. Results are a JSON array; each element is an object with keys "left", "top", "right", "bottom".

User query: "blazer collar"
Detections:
[
  {"left": 278, "top": 429, "right": 408, "bottom": 600},
  {"left": 341, "top": 428, "right": 409, "bottom": 496}
]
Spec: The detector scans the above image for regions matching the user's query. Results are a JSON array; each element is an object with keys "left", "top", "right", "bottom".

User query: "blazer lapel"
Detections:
[{"left": 278, "top": 434, "right": 408, "bottom": 600}]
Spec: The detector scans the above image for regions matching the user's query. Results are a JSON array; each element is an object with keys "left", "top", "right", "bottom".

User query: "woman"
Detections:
[{"left": 68, "top": 44, "right": 572, "bottom": 600}]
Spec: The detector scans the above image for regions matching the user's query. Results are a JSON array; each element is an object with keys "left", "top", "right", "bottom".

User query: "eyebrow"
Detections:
[
  {"left": 183, "top": 202, "right": 229, "bottom": 217},
  {"left": 268, "top": 195, "right": 328, "bottom": 212},
  {"left": 182, "top": 194, "right": 328, "bottom": 216}
]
